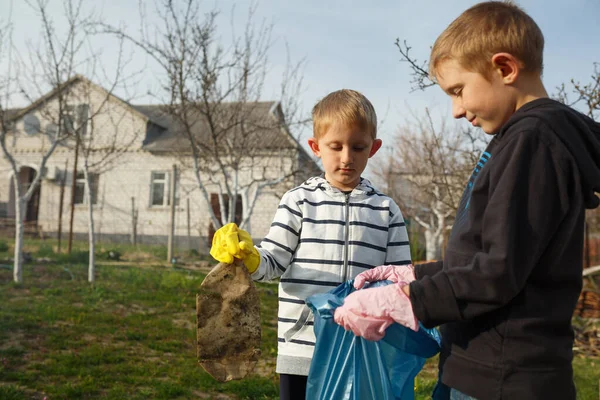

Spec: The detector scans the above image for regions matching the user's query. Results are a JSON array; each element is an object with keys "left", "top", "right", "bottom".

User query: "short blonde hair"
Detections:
[
  {"left": 312, "top": 89, "right": 377, "bottom": 139},
  {"left": 429, "top": 1, "right": 544, "bottom": 79}
]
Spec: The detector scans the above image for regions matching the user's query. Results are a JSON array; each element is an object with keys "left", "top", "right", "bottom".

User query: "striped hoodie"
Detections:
[{"left": 251, "top": 176, "right": 412, "bottom": 376}]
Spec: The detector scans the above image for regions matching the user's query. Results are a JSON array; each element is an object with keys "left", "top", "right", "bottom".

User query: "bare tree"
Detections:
[
  {"left": 53, "top": 13, "right": 141, "bottom": 283},
  {"left": 555, "top": 62, "right": 600, "bottom": 120},
  {"left": 373, "top": 109, "right": 485, "bottom": 260},
  {"left": 0, "top": 0, "right": 91, "bottom": 282},
  {"left": 69, "top": 74, "right": 140, "bottom": 282},
  {"left": 0, "top": 0, "right": 131, "bottom": 283},
  {"left": 99, "top": 0, "right": 311, "bottom": 234},
  {"left": 395, "top": 39, "right": 436, "bottom": 92}
]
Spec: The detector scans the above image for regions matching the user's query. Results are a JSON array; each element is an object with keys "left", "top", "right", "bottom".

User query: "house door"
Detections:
[
  {"left": 25, "top": 168, "right": 41, "bottom": 222},
  {"left": 208, "top": 193, "right": 243, "bottom": 244},
  {"left": 8, "top": 166, "right": 41, "bottom": 223}
]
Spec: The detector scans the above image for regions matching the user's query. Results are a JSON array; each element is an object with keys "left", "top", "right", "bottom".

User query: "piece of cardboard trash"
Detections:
[{"left": 196, "top": 261, "right": 261, "bottom": 382}]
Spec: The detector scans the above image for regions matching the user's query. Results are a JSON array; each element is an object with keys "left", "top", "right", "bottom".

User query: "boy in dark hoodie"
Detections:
[{"left": 333, "top": 2, "right": 600, "bottom": 399}]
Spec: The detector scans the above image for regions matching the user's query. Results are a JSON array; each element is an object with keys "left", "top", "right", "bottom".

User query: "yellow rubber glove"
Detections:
[
  {"left": 236, "top": 227, "right": 261, "bottom": 273},
  {"left": 210, "top": 223, "right": 260, "bottom": 273}
]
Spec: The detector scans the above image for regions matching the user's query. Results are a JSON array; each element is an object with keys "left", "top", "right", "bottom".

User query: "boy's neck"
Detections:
[
  {"left": 323, "top": 176, "right": 360, "bottom": 193},
  {"left": 514, "top": 72, "right": 549, "bottom": 110}
]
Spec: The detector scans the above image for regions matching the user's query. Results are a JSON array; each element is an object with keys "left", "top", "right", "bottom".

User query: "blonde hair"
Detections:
[
  {"left": 312, "top": 89, "right": 377, "bottom": 139},
  {"left": 429, "top": 1, "right": 544, "bottom": 79}
]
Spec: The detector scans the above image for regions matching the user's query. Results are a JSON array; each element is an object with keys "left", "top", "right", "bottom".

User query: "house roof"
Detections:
[
  {"left": 2, "top": 108, "right": 21, "bottom": 122},
  {"left": 2, "top": 108, "right": 24, "bottom": 123},
  {"left": 133, "top": 101, "right": 306, "bottom": 154},
  {"left": 3, "top": 74, "right": 152, "bottom": 125},
  {"left": 2, "top": 74, "right": 318, "bottom": 168}
]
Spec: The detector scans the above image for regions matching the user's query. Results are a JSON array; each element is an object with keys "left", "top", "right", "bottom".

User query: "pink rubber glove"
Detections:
[
  {"left": 353, "top": 264, "right": 415, "bottom": 289},
  {"left": 334, "top": 279, "right": 418, "bottom": 341}
]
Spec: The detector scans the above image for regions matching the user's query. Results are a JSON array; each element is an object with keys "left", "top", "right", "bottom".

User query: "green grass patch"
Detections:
[
  {"left": 0, "top": 261, "right": 281, "bottom": 399},
  {"left": 0, "top": 385, "right": 27, "bottom": 400},
  {"left": 1, "top": 258, "right": 598, "bottom": 399},
  {"left": 0, "top": 240, "right": 10, "bottom": 253},
  {"left": 574, "top": 357, "right": 600, "bottom": 400},
  {"left": 0, "top": 237, "right": 213, "bottom": 266}
]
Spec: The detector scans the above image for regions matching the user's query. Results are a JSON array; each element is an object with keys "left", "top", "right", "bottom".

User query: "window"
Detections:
[
  {"left": 150, "top": 172, "right": 170, "bottom": 206},
  {"left": 63, "top": 104, "right": 89, "bottom": 136},
  {"left": 74, "top": 171, "right": 99, "bottom": 205}
]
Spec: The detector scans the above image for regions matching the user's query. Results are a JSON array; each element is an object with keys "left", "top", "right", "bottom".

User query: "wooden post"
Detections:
[
  {"left": 67, "top": 138, "right": 79, "bottom": 254},
  {"left": 131, "top": 196, "right": 138, "bottom": 246},
  {"left": 167, "top": 164, "right": 177, "bottom": 263},
  {"left": 57, "top": 159, "right": 68, "bottom": 252}
]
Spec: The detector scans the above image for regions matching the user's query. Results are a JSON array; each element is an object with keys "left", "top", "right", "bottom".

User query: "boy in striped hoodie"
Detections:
[{"left": 210, "top": 89, "right": 412, "bottom": 400}]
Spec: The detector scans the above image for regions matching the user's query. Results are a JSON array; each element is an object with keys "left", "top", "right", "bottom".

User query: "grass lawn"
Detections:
[
  {"left": 0, "top": 258, "right": 280, "bottom": 400},
  {"left": 0, "top": 240, "right": 598, "bottom": 399}
]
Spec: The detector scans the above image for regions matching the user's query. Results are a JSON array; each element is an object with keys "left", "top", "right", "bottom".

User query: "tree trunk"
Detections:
[
  {"left": 424, "top": 229, "right": 437, "bottom": 261},
  {"left": 13, "top": 197, "right": 25, "bottom": 283},
  {"left": 87, "top": 197, "right": 96, "bottom": 283},
  {"left": 68, "top": 139, "right": 80, "bottom": 254},
  {"left": 57, "top": 160, "right": 68, "bottom": 252},
  {"left": 435, "top": 230, "right": 444, "bottom": 260},
  {"left": 83, "top": 166, "right": 96, "bottom": 283}
]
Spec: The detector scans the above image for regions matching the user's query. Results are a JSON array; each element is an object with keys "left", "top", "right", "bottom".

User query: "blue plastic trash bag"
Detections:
[{"left": 304, "top": 280, "right": 442, "bottom": 400}]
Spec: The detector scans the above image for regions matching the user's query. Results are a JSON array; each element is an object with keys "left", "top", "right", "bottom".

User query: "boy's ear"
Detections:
[
  {"left": 491, "top": 52, "right": 520, "bottom": 84},
  {"left": 369, "top": 139, "right": 383, "bottom": 158},
  {"left": 308, "top": 137, "right": 321, "bottom": 157}
]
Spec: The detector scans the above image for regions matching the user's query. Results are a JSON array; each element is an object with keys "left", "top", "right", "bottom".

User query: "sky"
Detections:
[{"left": 1, "top": 0, "right": 599, "bottom": 176}]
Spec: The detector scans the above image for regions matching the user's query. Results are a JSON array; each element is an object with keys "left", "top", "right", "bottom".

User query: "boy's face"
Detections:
[
  {"left": 308, "top": 122, "right": 382, "bottom": 191},
  {"left": 436, "top": 59, "right": 516, "bottom": 134}
]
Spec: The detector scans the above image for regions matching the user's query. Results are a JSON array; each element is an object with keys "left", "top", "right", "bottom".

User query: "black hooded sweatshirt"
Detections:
[{"left": 409, "top": 98, "right": 600, "bottom": 400}]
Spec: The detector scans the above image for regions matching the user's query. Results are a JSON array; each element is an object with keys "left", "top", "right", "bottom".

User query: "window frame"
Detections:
[
  {"left": 149, "top": 171, "right": 170, "bottom": 207},
  {"left": 73, "top": 171, "right": 99, "bottom": 205},
  {"left": 62, "top": 104, "right": 89, "bottom": 137}
]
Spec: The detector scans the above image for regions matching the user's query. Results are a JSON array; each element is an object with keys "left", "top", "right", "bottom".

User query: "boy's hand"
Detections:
[
  {"left": 334, "top": 282, "right": 417, "bottom": 341},
  {"left": 353, "top": 264, "right": 415, "bottom": 289},
  {"left": 210, "top": 223, "right": 260, "bottom": 273}
]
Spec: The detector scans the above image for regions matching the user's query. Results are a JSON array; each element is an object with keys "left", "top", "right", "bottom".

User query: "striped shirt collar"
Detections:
[{"left": 305, "top": 176, "right": 377, "bottom": 197}]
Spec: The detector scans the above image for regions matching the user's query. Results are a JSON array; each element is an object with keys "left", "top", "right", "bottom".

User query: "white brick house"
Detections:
[{"left": 0, "top": 75, "right": 320, "bottom": 251}]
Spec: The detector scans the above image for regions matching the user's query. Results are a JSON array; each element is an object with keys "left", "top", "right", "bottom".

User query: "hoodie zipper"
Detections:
[{"left": 342, "top": 193, "right": 350, "bottom": 282}]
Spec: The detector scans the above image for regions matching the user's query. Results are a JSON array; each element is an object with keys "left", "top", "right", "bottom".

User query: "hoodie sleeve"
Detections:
[
  {"left": 414, "top": 261, "right": 443, "bottom": 279},
  {"left": 409, "top": 130, "right": 574, "bottom": 327},
  {"left": 385, "top": 201, "right": 413, "bottom": 265},
  {"left": 251, "top": 190, "right": 302, "bottom": 282}
]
